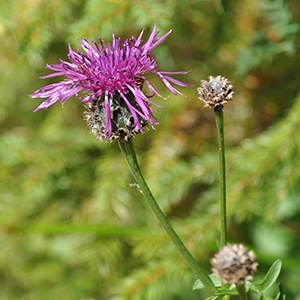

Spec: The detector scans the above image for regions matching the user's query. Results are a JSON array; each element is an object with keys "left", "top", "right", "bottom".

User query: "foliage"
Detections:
[
  {"left": 1, "top": 0, "right": 300, "bottom": 299},
  {"left": 194, "top": 260, "right": 284, "bottom": 299}
]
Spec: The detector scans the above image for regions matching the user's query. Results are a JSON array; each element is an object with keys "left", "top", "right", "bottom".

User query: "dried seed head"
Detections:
[
  {"left": 84, "top": 92, "right": 147, "bottom": 142},
  {"left": 197, "top": 75, "right": 233, "bottom": 109},
  {"left": 211, "top": 244, "right": 258, "bottom": 285}
]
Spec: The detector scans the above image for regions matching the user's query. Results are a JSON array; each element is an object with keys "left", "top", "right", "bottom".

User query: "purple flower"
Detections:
[{"left": 29, "top": 24, "right": 190, "bottom": 141}]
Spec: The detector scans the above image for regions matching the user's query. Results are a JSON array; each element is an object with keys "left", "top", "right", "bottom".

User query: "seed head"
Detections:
[
  {"left": 211, "top": 244, "right": 258, "bottom": 285},
  {"left": 198, "top": 75, "right": 233, "bottom": 109}
]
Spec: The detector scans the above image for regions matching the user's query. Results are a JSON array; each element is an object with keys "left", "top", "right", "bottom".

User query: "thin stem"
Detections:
[
  {"left": 214, "top": 107, "right": 227, "bottom": 247},
  {"left": 236, "top": 284, "right": 249, "bottom": 300},
  {"left": 118, "top": 139, "right": 217, "bottom": 295}
]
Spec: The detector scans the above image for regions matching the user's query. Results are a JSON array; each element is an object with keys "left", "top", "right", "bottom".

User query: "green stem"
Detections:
[
  {"left": 236, "top": 284, "right": 249, "bottom": 300},
  {"left": 214, "top": 107, "right": 227, "bottom": 247},
  {"left": 118, "top": 139, "right": 217, "bottom": 295}
]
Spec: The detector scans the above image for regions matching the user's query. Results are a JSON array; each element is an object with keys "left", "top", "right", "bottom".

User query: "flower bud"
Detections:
[
  {"left": 198, "top": 75, "right": 233, "bottom": 109},
  {"left": 211, "top": 244, "right": 258, "bottom": 285}
]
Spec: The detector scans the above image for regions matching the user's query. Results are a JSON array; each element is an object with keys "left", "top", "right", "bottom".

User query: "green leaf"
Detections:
[
  {"left": 215, "top": 289, "right": 238, "bottom": 296},
  {"left": 252, "top": 260, "right": 282, "bottom": 292},
  {"left": 261, "top": 295, "right": 276, "bottom": 300},
  {"left": 193, "top": 275, "right": 222, "bottom": 290},
  {"left": 205, "top": 296, "right": 230, "bottom": 300},
  {"left": 275, "top": 284, "right": 286, "bottom": 300}
]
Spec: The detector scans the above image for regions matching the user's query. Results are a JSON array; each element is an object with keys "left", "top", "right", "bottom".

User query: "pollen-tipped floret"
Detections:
[
  {"left": 198, "top": 75, "right": 233, "bottom": 109},
  {"left": 29, "top": 24, "right": 190, "bottom": 141},
  {"left": 211, "top": 244, "right": 258, "bottom": 285}
]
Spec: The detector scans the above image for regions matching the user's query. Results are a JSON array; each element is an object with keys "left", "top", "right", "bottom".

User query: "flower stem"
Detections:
[
  {"left": 236, "top": 284, "right": 249, "bottom": 300},
  {"left": 118, "top": 139, "right": 217, "bottom": 295},
  {"left": 214, "top": 107, "right": 227, "bottom": 247}
]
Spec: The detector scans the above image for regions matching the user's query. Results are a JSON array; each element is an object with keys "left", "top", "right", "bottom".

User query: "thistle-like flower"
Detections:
[
  {"left": 211, "top": 244, "right": 258, "bottom": 285},
  {"left": 198, "top": 75, "right": 233, "bottom": 109},
  {"left": 29, "top": 24, "right": 190, "bottom": 141}
]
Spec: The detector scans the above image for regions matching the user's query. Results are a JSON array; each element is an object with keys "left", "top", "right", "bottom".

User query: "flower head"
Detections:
[
  {"left": 211, "top": 244, "right": 258, "bottom": 285},
  {"left": 29, "top": 24, "right": 190, "bottom": 141},
  {"left": 198, "top": 75, "right": 233, "bottom": 110}
]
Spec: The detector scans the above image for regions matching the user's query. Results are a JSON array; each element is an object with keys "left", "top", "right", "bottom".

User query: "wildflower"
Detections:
[
  {"left": 29, "top": 24, "right": 190, "bottom": 141},
  {"left": 198, "top": 75, "right": 233, "bottom": 109},
  {"left": 211, "top": 244, "right": 258, "bottom": 285}
]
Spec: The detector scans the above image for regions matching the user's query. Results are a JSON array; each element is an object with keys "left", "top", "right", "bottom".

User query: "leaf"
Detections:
[
  {"left": 215, "top": 289, "right": 238, "bottom": 296},
  {"left": 275, "top": 284, "right": 286, "bottom": 300},
  {"left": 205, "top": 296, "right": 230, "bottom": 300},
  {"left": 252, "top": 260, "right": 282, "bottom": 292},
  {"left": 193, "top": 275, "right": 222, "bottom": 290}
]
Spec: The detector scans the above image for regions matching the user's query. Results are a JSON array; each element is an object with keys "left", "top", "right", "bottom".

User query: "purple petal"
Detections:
[
  {"left": 104, "top": 93, "right": 112, "bottom": 138},
  {"left": 30, "top": 24, "right": 191, "bottom": 137}
]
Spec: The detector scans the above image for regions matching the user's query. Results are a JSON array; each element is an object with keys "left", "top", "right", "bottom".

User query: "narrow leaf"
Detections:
[
  {"left": 216, "top": 289, "right": 238, "bottom": 296},
  {"left": 193, "top": 275, "right": 222, "bottom": 290},
  {"left": 252, "top": 260, "right": 282, "bottom": 291},
  {"left": 275, "top": 284, "right": 286, "bottom": 300}
]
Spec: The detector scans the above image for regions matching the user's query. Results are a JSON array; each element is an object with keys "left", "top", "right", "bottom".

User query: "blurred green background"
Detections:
[{"left": 1, "top": 0, "right": 300, "bottom": 299}]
